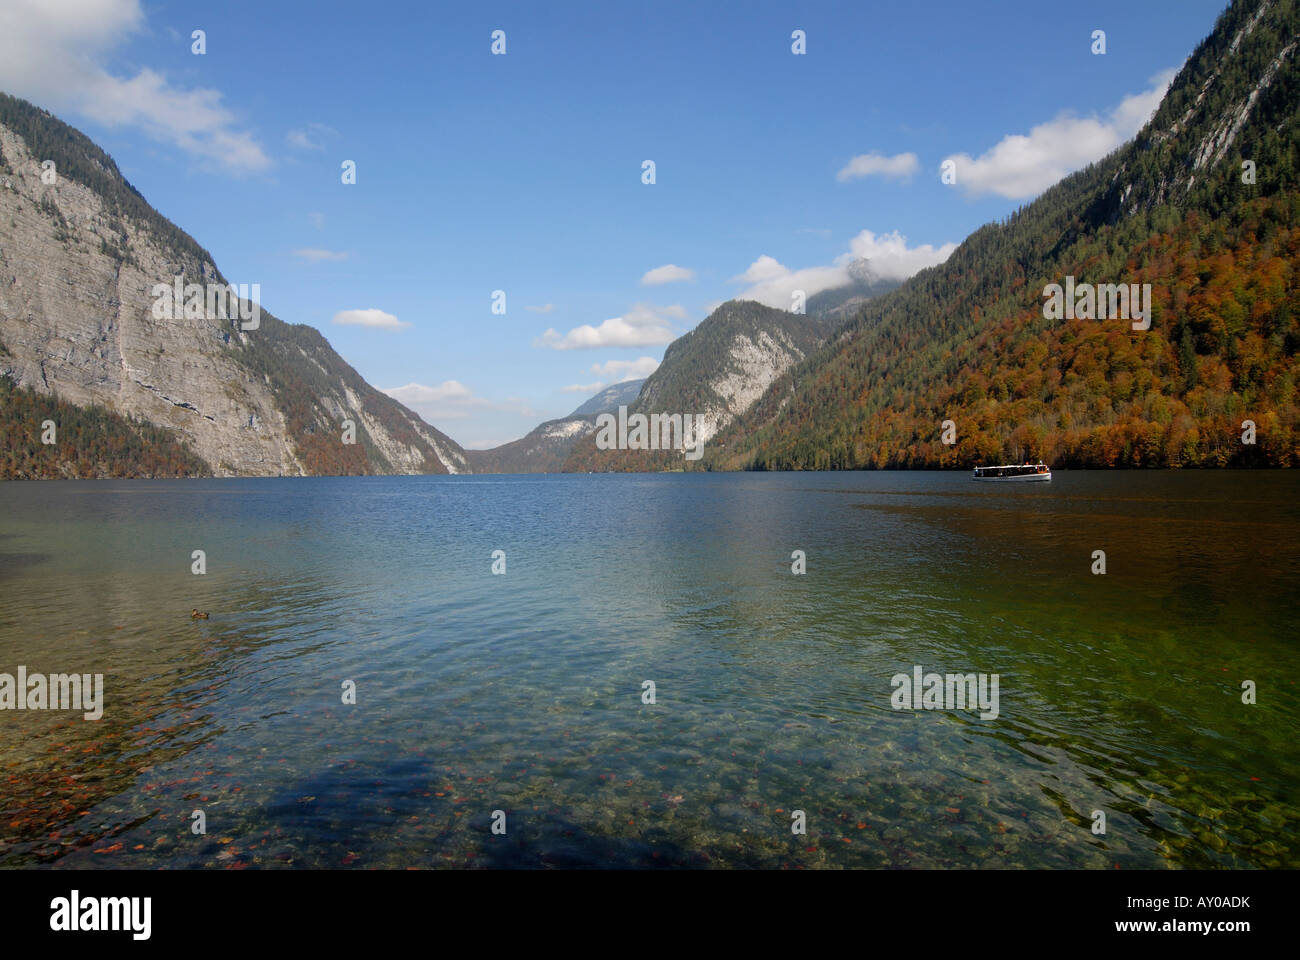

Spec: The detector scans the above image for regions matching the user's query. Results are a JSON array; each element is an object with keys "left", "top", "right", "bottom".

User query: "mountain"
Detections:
[
  {"left": 804, "top": 260, "right": 903, "bottom": 323},
  {"left": 0, "top": 371, "right": 210, "bottom": 479},
  {"left": 562, "top": 299, "right": 848, "bottom": 471},
  {"left": 709, "top": 0, "right": 1300, "bottom": 471},
  {"left": 567, "top": 378, "right": 645, "bottom": 417},
  {"left": 0, "top": 92, "right": 469, "bottom": 478},
  {"left": 465, "top": 378, "right": 646, "bottom": 474},
  {"left": 465, "top": 416, "right": 596, "bottom": 474}
]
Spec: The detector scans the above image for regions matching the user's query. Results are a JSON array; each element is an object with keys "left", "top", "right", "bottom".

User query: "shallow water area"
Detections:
[{"left": 0, "top": 471, "right": 1296, "bottom": 869}]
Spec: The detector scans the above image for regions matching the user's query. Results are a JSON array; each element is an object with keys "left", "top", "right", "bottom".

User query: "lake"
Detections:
[{"left": 0, "top": 471, "right": 1296, "bottom": 868}]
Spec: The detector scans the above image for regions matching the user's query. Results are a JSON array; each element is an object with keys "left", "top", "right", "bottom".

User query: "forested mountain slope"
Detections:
[{"left": 710, "top": 0, "right": 1299, "bottom": 470}]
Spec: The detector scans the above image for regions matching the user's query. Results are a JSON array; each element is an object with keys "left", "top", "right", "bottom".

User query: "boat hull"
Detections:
[{"left": 972, "top": 472, "right": 1052, "bottom": 482}]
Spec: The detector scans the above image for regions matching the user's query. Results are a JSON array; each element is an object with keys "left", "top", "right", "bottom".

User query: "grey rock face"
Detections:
[{"left": 0, "top": 115, "right": 468, "bottom": 476}]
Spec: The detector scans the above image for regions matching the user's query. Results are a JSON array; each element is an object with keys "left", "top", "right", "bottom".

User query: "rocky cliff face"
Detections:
[
  {"left": 0, "top": 120, "right": 304, "bottom": 475},
  {"left": 630, "top": 301, "right": 836, "bottom": 444},
  {"left": 562, "top": 300, "right": 842, "bottom": 470},
  {"left": 0, "top": 93, "right": 469, "bottom": 477},
  {"left": 1101, "top": 0, "right": 1298, "bottom": 219}
]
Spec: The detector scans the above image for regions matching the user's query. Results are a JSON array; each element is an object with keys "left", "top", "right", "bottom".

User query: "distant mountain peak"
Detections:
[
  {"left": 567, "top": 379, "right": 645, "bottom": 418},
  {"left": 845, "top": 257, "right": 880, "bottom": 286}
]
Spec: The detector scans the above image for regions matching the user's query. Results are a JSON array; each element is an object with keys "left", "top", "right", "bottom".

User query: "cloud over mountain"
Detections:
[
  {"left": 941, "top": 69, "right": 1177, "bottom": 199},
  {"left": 0, "top": 0, "right": 270, "bottom": 174},
  {"left": 735, "top": 229, "right": 956, "bottom": 308}
]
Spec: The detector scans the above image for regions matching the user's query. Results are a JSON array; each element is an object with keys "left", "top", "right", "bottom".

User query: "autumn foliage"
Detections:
[{"left": 0, "top": 374, "right": 212, "bottom": 478}]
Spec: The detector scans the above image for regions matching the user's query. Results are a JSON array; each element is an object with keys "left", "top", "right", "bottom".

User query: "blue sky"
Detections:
[{"left": 0, "top": 0, "right": 1228, "bottom": 447}]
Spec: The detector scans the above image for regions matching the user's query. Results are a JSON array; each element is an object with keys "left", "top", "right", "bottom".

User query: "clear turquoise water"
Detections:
[{"left": 0, "top": 471, "right": 1296, "bottom": 868}]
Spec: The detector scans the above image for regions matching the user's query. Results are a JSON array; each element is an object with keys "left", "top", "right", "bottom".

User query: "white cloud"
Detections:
[
  {"left": 640, "top": 264, "right": 695, "bottom": 285},
  {"left": 535, "top": 303, "right": 684, "bottom": 350},
  {"left": 836, "top": 151, "right": 919, "bottom": 182},
  {"left": 592, "top": 356, "right": 660, "bottom": 381},
  {"left": 293, "top": 248, "right": 348, "bottom": 262},
  {"left": 734, "top": 229, "right": 957, "bottom": 308},
  {"left": 561, "top": 356, "right": 661, "bottom": 394},
  {"left": 942, "top": 69, "right": 1177, "bottom": 200},
  {"left": 384, "top": 381, "right": 474, "bottom": 404},
  {"left": 333, "top": 308, "right": 410, "bottom": 330},
  {"left": 383, "top": 381, "right": 481, "bottom": 421},
  {"left": 845, "top": 229, "right": 958, "bottom": 281},
  {"left": 0, "top": 0, "right": 270, "bottom": 174},
  {"left": 525, "top": 303, "right": 556, "bottom": 313},
  {"left": 733, "top": 258, "right": 850, "bottom": 309},
  {"left": 736, "top": 255, "right": 798, "bottom": 285},
  {"left": 383, "top": 381, "right": 536, "bottom": 427},
  {"left": 286, "top": 123, "right": 336, "bottom": 151}
]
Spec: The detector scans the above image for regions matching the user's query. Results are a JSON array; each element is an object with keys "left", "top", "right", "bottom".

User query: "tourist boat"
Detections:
[{"left": 972, "top": 463, "right": 1052, "bottom": 482}]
